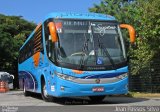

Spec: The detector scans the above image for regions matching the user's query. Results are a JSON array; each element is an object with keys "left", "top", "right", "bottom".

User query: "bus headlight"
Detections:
[
  {"left": 55, "top": 72, "right": 76, "bottom": 81},
  {"left": 116, "top": 73, "right": 128, "bottom": 79}
]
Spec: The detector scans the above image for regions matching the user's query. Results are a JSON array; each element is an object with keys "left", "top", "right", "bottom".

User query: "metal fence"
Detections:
[{"left": 129, "top": 59, "right": 160, "bottom": 93}]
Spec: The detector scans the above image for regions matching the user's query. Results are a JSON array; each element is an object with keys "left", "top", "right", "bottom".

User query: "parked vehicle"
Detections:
[{"left": 0, "top": 72, "right": 14, "bottom": 89}]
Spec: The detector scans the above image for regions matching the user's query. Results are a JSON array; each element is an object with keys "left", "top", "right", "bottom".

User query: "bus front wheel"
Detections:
[{"left": 41, "top": 80, "right": 54, "bottom": 102}]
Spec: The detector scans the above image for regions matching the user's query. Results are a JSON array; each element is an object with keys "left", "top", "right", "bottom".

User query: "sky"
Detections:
[{"left": 0, "top": 0, "right": 101, "bottom": 23}]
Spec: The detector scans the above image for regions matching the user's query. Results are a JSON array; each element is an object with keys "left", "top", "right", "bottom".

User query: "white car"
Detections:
[{"left": 0, "top": 72, "right": 14, "bottom": 89}]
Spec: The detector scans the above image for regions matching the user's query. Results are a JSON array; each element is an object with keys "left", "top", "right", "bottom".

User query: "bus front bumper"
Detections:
[{"left": 50, "top": 77, "right": 128, "bottom": 97}]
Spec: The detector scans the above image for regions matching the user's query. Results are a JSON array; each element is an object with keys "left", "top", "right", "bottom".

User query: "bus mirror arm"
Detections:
[
  {"left": 120, "top": 24, "right": 136, "bottom": 44},
  {"left": 48, "top": 22, "right": 58, "bottom": 42}
]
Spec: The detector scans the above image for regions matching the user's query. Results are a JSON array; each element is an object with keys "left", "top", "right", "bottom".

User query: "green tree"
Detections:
[
  {"left": 0, "top": 14, "right": 36, "bottom": 88},
  {"left": 89, "top": 0, "right": 160, "bottom": 75},
  {"left": 89, "top": 0, "right": 129, "bottom": 23}
]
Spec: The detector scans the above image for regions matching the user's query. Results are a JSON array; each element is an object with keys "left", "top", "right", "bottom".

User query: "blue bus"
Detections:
[{"left": 18, "top": 12, "right": 135, "bottom": 102}]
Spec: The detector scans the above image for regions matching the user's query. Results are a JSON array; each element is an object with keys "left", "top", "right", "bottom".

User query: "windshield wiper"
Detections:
[
  {"left": 78, "top": 22, "right": 97, "bottom": 70},
  {"left": 97, "top": 36, "right": 116, "bottom": 69},
  {"left": 78, "top": 34, "right": 89, "bottom": 70}
]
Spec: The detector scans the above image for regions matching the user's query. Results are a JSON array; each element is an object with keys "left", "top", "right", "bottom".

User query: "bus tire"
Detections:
[
  {"left": 89, "top": 95, "right": 106, "bottom": 102},
  {"left": 41, "top": 79, "right": 53, "bottom": 102},
  {"left": 23, "top": 83, "right": 30, "bottom": 96}
]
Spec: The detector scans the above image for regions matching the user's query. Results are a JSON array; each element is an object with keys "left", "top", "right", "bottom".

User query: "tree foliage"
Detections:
[
  {"left": 0, "top": 14, "right": 36, "bottom": 73},
  {"left": 89, "top": 0, "right": 160, "bottom": 75}
]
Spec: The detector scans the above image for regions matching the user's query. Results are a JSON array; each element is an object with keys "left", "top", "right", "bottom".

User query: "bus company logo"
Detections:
[
  {"left": 95, "top": 79, "right": 100, "bottom": 84},
  {"left": 95, "top": 24, "right": 116, "bottom": 36}
]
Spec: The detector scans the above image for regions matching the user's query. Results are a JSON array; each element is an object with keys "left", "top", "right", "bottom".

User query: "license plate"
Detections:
[{"left": 92, "top": 87, "right": 104, "bottom": 92}]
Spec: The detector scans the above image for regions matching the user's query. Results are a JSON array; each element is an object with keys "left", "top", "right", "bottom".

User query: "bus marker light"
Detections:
[
  {"left": 72, "top": 70, "right": 83, "bottom": 74},
  {"left": 51, "top": 85, "right": 55, "bottom": 92},
  {"left": 60, "top": 86, "right": 65, "bottom": 91}
]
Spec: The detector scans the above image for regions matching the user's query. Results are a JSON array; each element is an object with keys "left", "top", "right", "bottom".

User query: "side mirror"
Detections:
[
  {"left": 120, "top": 24, "right": 136, "bottom": 44},
  {"left": 48, "top": 22, "right": 58, "bottom": 42}
]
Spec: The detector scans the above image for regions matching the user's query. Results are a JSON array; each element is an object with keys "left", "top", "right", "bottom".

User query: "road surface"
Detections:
[{"left": 0, "top": 91, "right": 160, "bottom": 112}]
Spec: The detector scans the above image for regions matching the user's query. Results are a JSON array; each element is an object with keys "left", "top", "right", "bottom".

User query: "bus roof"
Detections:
[
  {"left": 44, "top": 12, "right": 116, "bottom": 21},
  {"left": 19, "top": 12, "right": 116, "bottom": 50}
]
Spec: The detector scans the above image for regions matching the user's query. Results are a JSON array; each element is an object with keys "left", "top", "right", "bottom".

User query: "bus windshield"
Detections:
[{"left": 53, "top": 19, "right": 126, "bottom": 70}]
